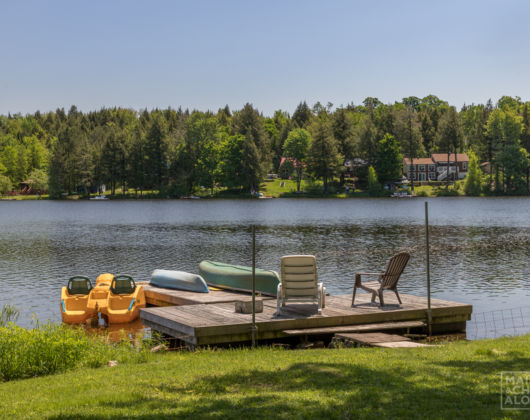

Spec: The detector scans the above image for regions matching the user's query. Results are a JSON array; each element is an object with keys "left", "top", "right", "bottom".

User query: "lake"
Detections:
[{"left": 0, "top": 198, "right": 529, "bottom": 337}]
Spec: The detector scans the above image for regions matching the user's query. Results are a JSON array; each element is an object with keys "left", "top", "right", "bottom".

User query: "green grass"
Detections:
[
  {"left": 260, "top": 179, "right": 369, "bottom": 198},
  {"left": 1, "top": 335, "right": 528, "bottom": 419},
  {"left": 0, "top": 322, "right": 153, "bottom": 382}
]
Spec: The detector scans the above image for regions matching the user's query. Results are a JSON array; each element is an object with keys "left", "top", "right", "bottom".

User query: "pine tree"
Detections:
[
  {"left": 396, "top": 109, "right": 424, "bottom": 190},
  {"left": 292, "top": 101, "right": 312, "bottom": 128},
  {"left": 232, "top": 104, "right": 270, "bottom": 192},
  {"left": 308, "top": 116, "right": 342, "bottom": 194},
  {"left": 436, "top": 107, "right": 464, "bottom": 189}
]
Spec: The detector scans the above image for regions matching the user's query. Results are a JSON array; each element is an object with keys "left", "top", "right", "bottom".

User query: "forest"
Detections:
[{"left": 0, "top": 94, "right": 529, "bottom": 197}]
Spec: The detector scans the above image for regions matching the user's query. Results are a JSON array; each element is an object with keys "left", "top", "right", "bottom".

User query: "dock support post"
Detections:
[
  {"left": 425, "top": 201, "right": 432, "bottom": 337},
  {"left": 251, "top": 225, "right": 257, "bottom": 347}
]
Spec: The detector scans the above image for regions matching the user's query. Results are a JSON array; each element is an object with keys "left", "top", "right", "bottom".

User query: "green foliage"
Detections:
[
  {"left": 367, "top": 165, "right": 381, "bottom": 195},
  {"left": 0, "top": 319, "right": 153, "bottom": 381},
  {"left": 292, "top": 101, "right": 312, "bottom": 128},
  {"left": 356, "top": 116, "right": 378, "bottom": 165},
  {"left": 218, "top": 134, "right": 245, "bottom": 189},
  {"left": 436, "top": 106, "right": 464, "bottom": 155},
  {"left": 0, "top": 174, "right": 12, "bottom": 194},
  {"left": 464, "top": 150, "right": 482, "bottom": 196},
  {"left": 496, "top": 144, "right": 529, "bottom": 193},
  {"left": 395, "top": 108, "right": 424, "bottom": 191},
  {"left": 28, "top": 168, "right": 48, "bottom": 192},
  {"left": 307, "top": 116, "right": 342, "bottom": 193},
  {"left": 331, "top": 108, "right": 357, "bottom": 160},
  {"left": 232, "top": 104, "right": 270, "bottom": 192},
  {"left": 0, "top": 97, "right": 529, "bottom": 198},
  {"left": 375, "top": 133, "right": 403, "bottom": 182},
  {"left": 283, "top": 128, "right": 312, "bottom": 192}
]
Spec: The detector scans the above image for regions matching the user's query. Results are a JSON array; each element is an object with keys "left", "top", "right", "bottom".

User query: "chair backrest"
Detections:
[
  {"left": 381, "top": 252, "right": 410, "bottom": 289},
  {"left": 67, "top": 276, "right": 93, "bottom": 295},
  {"left": 280, "top": 255, "right": 318, "bottom": 298},
  {"left": 110, "top": 275, "right": 136, "bottom": 295}
]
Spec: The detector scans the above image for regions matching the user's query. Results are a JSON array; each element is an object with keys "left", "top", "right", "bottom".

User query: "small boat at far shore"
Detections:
[
  {"left": 89, "top": 195, "right": 108, "bottom": 200},
  {"left": 199, "top": 260, "right": 280, "bottom": 296}
]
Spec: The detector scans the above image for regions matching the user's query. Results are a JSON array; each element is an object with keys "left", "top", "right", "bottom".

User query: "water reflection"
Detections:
[{"left": 0, "top": 198, "right": 529, "bottom": 327}]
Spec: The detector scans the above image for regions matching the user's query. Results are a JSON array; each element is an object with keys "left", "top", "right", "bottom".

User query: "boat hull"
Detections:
[
  {"left": 106, "top": 286, "right": 146, "bottom": 324},
  {"left": 150, "top": 269, "right": 209, "bottom": 293},
  {"left": 199, "top": 260, "right": 280, "bottom": 296},
  {"left": 60, "top": 286, "right": 96, "bottom": 324}
]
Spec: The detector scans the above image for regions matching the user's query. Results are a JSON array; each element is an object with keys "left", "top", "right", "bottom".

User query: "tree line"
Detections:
[{"left": 0, "top": 95, "right": 529, "bottom": 197}]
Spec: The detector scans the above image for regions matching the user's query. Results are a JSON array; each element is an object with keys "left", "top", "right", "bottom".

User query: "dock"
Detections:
[{"left": 140, "top": 286, "right": 472, "bottom": 347}]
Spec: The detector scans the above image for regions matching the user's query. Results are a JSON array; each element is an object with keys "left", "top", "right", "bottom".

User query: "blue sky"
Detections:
[{"left": 1, "top": 0, "right": 530, "bottom": 116}]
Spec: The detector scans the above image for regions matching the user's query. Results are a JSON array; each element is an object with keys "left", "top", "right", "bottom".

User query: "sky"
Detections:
[{"left": 1, "top": 0, "right": 530, "bottom": 116}]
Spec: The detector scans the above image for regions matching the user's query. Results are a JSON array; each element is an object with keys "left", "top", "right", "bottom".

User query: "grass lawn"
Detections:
[
  {"left": 1, "top": 335, "right": 528, "bottom": 419},
  {"left": 260, "top": 179, "right": 368, "bottom": 198}
]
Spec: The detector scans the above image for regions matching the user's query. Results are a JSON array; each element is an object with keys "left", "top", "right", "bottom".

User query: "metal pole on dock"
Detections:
[
  {"left": 425, "top": 201, "right": 432, "bottom": 337},
  {"left": 251, "top": 225, "right": 257, "bottom": 347}
]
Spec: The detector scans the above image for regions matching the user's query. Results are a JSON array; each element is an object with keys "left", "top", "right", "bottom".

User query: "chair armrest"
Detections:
[
  {"left": 318, "top": 283, "right": 325, "bottom": 308},
  {"left": 355, "top": 272, "right": 384, "bottom": 284},
  {"left": 277, "top": 283, "right": 283, "bottom": 298}
]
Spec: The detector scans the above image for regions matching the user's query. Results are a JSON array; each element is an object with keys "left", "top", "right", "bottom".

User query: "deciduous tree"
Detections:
[{"left": 283, "top": 128, "right": 312, "bottom": 192}]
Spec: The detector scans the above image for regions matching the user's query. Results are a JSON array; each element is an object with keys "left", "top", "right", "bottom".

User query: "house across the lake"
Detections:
[
  {"left": 403, "top": 153, "right": 469, "bottom": 182},
  {"left": 279, "top": 157, "right": 306, "bottom": 179}
]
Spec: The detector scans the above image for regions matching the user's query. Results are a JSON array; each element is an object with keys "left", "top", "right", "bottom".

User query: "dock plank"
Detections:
[
  {"left": 334, "top": 332, "right": 429, "bottom": 348},
  {"left": 335, "top": 332, "right": 411, "bottom": 344},
  {"left": 283, "top": 320, "right": 425, "bottom": 336},
  {"left": 376, "top": 341, "right": 428, "bottom": 348}
]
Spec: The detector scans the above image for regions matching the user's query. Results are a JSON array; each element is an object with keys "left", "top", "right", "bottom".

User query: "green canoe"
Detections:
[{"left": 199, "top": 260, "right": 280, "bottom": 296}]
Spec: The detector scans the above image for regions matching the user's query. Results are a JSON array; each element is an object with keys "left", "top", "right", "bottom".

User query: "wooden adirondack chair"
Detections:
[
  {"left": 351, "top": 252, "right": 410, "bottom": 307},
  {"left": 276, "top": 255, "right": 325, "bottom": 316}
]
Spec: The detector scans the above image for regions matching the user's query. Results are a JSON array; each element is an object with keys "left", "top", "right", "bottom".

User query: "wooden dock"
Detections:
[{"left": 140, "top": 287, "right": 472, "bottom": 347}]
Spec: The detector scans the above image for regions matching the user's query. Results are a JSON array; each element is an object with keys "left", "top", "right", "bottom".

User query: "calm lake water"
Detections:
[{"left": 0, "top": 198, "right": 529, "bottom": 337}]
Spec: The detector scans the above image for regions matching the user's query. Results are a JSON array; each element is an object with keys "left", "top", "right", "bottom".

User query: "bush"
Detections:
[
  {"left": 28, "top": 169, "right": 49, "bottom": 192},
  {"left": 435, "top": 188, "right": 460, "bottom": 197},
  {"left": 367, "top": 166, "right": 382, "bottom": 196},
  {"left": 0, "top": 174, "right": 12, "bottom": 194},
  {"left": 0, "top": 310, "right": 154, "bottom": 381},
  {"left": 464, "top": 150, "right": 482, "bottom": 196}
]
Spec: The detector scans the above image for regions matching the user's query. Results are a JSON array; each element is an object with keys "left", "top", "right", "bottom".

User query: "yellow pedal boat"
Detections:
[
  {"left": 106, "top": 274, "right": 146, "bottom": 324},
  {"left": 60, "top": 273, "right": 145, "bottom": 325},
  {"left": 60, "top": 276, "right": 96, "bottom": 324}
]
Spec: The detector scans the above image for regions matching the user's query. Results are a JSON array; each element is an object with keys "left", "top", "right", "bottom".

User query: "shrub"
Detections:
[
  {"left": 435, "top": 188, "right": 460, "bottom": 197},
  {"left": 0, "top": 310, "right": 154, "bottom": 381},
  {"left": 0, "top": 174, "right": 12, "bottom": 194},
  {"left": 367, "top": 166, "right": 382, "bottom": 196},
  {"left": 464, "top": 150, "right": 482, "bottom": 196}
]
